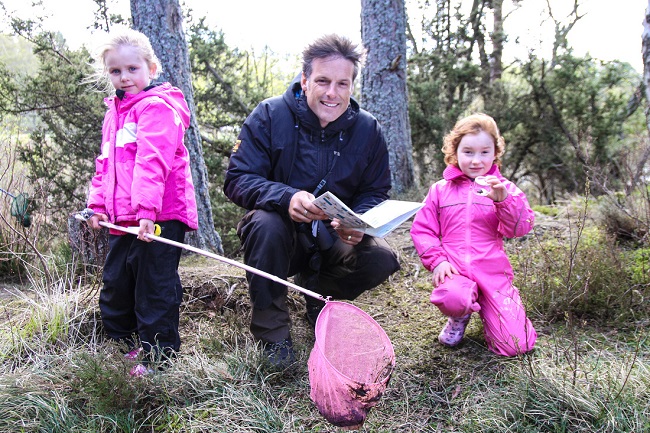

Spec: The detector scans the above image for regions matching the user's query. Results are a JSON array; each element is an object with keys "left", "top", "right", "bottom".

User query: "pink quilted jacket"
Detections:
[{"left": 87, "top": 83, "right": 198, "bottom": 231}]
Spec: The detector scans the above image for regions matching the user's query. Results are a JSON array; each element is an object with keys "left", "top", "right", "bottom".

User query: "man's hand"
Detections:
[
  {"left": 331, "top": 218, "right": 362, "bottom": 245},
  {"left": 289, "top": 191, "right": 327, "bottom": 222}
]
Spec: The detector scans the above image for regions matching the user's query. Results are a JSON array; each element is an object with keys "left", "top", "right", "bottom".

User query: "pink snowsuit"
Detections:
[{"left": 410, "top": 164, "right": 537, "bottom": 356}]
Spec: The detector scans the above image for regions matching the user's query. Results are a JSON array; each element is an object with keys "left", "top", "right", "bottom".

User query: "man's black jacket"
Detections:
[{"left": 223, "top": 75, "right": 392, "bottom": 218}]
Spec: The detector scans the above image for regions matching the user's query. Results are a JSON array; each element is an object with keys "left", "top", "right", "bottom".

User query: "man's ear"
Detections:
[{"left": 301, "top": 72, "right": 308, "bottom": 92}]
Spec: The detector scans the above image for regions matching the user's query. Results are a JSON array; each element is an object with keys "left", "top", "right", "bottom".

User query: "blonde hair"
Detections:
[
  {"left": 86, "top": 27, "right": 162, "bottom": 94},
  {"left": 441, "top": 113, "right": 506, "bottom": 167}
]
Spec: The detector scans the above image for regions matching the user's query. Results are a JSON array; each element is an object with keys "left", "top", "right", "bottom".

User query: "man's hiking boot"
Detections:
[
  {"left": 263, "top": 337, "right": 296, "bottom": 368},
  {"left": 438, "top": 314, "right": 472, "bottom": 347}
]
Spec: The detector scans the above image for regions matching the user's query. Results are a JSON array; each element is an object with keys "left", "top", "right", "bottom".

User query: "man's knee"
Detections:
[
  {"left": 238, "top": 210, "right": 292, "bottom": 249},
  {"left": 323, "top": 238, "right": 399, "bottom": 299},
  {"left": 362, "top": 237, "right": 400, "bottom": 282}
]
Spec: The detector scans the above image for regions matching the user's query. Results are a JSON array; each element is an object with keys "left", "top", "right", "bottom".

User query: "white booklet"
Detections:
[{"left": 312, "top": 191, "right": 424, "bottom": 238}]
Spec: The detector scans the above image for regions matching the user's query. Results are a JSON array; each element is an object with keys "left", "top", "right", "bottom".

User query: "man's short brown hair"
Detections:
[{"left": 302, "top": 34, "right": 363, "bottom": 81}]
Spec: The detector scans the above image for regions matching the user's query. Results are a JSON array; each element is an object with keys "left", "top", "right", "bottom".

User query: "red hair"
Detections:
[{"left": 442, "top": 113, "right": 505, "bottom": 167}]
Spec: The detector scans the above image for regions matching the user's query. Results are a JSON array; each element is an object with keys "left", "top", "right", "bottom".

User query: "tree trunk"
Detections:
[
  {"left": 361, "top": 0, "right": 415, "bottom": 194},
  {"left": 643, "top": 1, "right": 650, "bottom": 137},
  {"left": 490, "top": 0, "right": 504, "bottom": 82},
  {"left": 130, "top": 0, "right": 222, "bottom": 253}
]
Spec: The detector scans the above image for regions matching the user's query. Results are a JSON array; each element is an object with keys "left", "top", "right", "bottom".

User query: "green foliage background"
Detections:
[{"left": 1, "top": 1, "right": 647, "bottom": 257}]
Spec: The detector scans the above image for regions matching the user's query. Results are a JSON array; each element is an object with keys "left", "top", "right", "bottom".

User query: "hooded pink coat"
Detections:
[
  {"left": 87, "top": 83, "right": 198, "bottom": 232},
  {"left": 410, "top": 164, "right": 537, "bottom": 356}
]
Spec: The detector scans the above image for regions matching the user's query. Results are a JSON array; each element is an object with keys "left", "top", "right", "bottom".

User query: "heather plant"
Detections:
[{"left": 593, "top": 185, "right": 650, "bottom": 245}]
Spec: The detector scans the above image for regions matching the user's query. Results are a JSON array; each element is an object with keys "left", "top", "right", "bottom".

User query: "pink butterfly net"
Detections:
[{"left": 308, "top": 301, "right": 395, "bottom": 430}]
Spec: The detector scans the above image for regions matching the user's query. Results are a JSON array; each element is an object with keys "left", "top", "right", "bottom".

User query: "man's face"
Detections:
[{"left": 301, "top": 56, "right": 355, "bottom": 128}]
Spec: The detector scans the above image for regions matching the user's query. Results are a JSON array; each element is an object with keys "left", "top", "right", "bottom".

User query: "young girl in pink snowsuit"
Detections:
[{"left": 410, "top": 113, "right": 536, "bottom": 356}]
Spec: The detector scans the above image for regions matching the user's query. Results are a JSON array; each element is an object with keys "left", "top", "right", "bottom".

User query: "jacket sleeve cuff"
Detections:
[
  {"left": 280, "top": 188, "right": 299, "bottom": 214},
  {"left": 136, "top": 209, "right": 157, "bottom": 222},
  {"left": 429, "top": 256, "right": 449, "bottom": 272},
  {"left": 494, "top": 193, "right": 514, "bottom": 208},
  {"left": 89, "top": 205, "right": 107, "bottom": 216}
]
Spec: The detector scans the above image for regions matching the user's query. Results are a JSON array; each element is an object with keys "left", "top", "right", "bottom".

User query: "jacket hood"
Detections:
[
  {"left": 443, "top": 164, "right": 499, "bottom": 182},
  {"left": 282, "top": 73, "right": 360, "bottom": 134},
  {"left": 107, "top": 82, "right": 191, "bottom": 129}
]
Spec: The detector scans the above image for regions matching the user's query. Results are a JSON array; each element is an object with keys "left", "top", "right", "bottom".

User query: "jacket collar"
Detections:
[
  {"left": 115, "top": 83, "right": 160, "bottom": 100},
  {"left": 443, "top": 164, "right": 499, "bottom": 182}
]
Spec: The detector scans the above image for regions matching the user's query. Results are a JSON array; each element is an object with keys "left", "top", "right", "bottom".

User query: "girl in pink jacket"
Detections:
[
  {"left": 410, "top": 113, "right": 536, "bottom": 356},
  {"left": 85, "top": 28, "right": 198, "bottom": 375}
]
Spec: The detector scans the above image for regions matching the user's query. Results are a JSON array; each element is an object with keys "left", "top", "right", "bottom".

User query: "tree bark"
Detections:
[
  {"left": 490, "top": 0, "right": 504, "bottom": 82},
  {"left": 361, "top": 0, "right": 415, "bottom": 193},
  {"left": 643, "top": 1, "right": 650, "bottom": 137},
  {"left": 130, "top": 0, "right": 222, "bottom": 253},
  {"left": 638, "top": 1, "right": 650, "bottom": 190}
]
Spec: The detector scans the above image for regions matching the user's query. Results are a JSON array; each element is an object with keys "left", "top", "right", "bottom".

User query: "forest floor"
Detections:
[{"left": 2, "top": 213, "right": 647, "bottom": 432}]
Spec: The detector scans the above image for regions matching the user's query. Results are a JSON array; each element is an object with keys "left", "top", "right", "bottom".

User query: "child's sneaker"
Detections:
[
  {"left": 129, "top": 364, "right": 154, "bottom": 377},
  {"left": 438, "top": 314, "right": 471, "bottom": 347},
  {"left": 124, "top": 347, "right": 142, "bottom": 361}
]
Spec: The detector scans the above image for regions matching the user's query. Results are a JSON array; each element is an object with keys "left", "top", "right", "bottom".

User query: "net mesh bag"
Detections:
[
  {"left": 9, "top": 193, "right": 31, "bottom": 227},
  {"left": 308, "top": 301, "right": 395, "bottom": 430}
]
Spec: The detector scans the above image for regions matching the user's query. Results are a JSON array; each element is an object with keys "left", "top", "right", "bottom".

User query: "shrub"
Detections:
[
  {"left": 594, "top": 188, "right": 650, "bottom": 245},
  {"left": 512, "top": 212, "right": 639, "bottom": 324}
]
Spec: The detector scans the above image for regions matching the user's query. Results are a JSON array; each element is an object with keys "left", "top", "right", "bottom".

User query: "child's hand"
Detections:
[
  {"left": 432, "top": 261, "right": 459, "bottom": 287},
  {"left": 483, "top": 175, "right": 508, "bottom": 202},
  {"left": 138, "top": 218, "right": 155, "bottom": 242},
  {"left": 87, "top": 212, "right": 108, "bottom": 230}
]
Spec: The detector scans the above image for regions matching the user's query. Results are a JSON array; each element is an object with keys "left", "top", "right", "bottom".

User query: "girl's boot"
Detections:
[{"left": 438, "top": 314, "right": 471, "bottom": 347}]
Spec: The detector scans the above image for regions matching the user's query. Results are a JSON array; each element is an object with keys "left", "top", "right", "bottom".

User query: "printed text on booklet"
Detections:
[{"left": 312, "top": 191, "right": 424, "bottom": 238}]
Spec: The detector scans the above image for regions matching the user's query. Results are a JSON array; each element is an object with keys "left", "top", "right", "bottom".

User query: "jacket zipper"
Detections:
[{"left": 464, "top": 180, "right": 474, "bottom": 280}]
